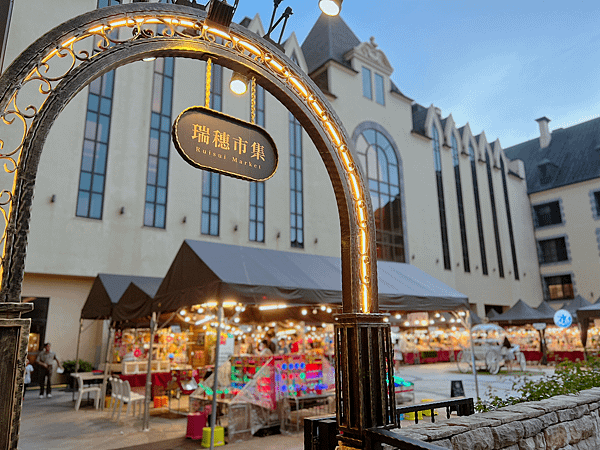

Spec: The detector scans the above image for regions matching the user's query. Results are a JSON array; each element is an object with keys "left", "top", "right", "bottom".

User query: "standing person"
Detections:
[{"left": 36, "top": 343, "right": 62, "bottom": 398}]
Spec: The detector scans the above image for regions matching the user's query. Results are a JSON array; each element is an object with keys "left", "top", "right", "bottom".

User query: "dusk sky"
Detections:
[{"left": 233, "top": 0, "right": 600, "bottom": 149}]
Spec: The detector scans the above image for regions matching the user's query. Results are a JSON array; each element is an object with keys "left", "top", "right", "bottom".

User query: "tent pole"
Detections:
[
  {"left": 210, "top": 303, "right": 223, "bottom": 450},
  {"left": 143, "top": 311, "right": 157, "bottom": 431},
  {"left": 466, "top": 311, "right": 480, "bottom": 399},
  {"left": 100, "top": 325, "right": 114, "bottom": 411},
  {"left": 72, "top": 318, "right": 83, "bottom": 401}
]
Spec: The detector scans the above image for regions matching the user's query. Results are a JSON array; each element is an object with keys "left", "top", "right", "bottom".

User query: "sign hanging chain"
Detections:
[
  {"left": 205, "top": 58, "right": 212, "bottom": 109},
  {"left": 251, "top": 77, "right": 256, "bottom": 124}
]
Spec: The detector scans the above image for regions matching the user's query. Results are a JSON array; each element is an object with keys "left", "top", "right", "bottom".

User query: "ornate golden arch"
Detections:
[{"left": 0, "top": 4, "right": 396, "bottom": 447}]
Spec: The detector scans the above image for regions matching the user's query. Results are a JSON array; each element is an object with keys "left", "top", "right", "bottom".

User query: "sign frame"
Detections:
[{"left": 172, "top": 105, "right": 279, "bottom": 182}]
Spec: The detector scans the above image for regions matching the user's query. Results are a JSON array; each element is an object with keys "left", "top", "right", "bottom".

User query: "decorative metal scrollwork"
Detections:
[{"left": 0, "top": 3, "right": 376, "bottom": 312}]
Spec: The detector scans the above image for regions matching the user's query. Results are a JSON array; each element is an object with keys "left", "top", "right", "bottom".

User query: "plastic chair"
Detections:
[
  {"left": 110, "top": 377, "right": 122, "bottom": 420},
  {"left": 74, "top": 373, "right": 101, "bottom": 411},
  {"left": 120, "top": 380, "right": 145, "bottom": 418}
]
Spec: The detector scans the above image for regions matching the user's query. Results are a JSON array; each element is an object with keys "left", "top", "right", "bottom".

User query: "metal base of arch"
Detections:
[{"left": 0, "top": 3, "right": 391, "bottom": 448}]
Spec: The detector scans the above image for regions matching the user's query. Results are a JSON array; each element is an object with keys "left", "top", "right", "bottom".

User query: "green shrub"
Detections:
[
  {"left": 62, "top": 359, "right": 93, "bottom": 373},
  {"left": 476, "top": 357, "right": 600, "bottom": 413}
]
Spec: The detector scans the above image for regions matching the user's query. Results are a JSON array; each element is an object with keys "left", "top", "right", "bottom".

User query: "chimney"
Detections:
[{"left": 535, "top": 117, "right": 551, "bottom": 149}]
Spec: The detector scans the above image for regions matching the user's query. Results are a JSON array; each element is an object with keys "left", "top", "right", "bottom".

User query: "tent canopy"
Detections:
[
  {"left": 492, "top": 299, "right": 548, "bottom": 325},
  {"left": 153, "top": 240, "right": 468, "bottom": 315},
  {"left": 535, "top": 301, "right": 557, "bottom": 320},
  {"left": 559, "top": 295, "right": 592, "bottom": 316},
  {"left": 81, "top": 274, "right": 162, "bottom": 321},
  {"left": 112, "top": 277, "right": 162, "bottom": 322}
]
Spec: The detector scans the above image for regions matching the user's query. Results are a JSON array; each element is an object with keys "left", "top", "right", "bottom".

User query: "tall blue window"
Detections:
[
  {"left": 374, "top": 73, "right": 385, "bottom": 105},
  {"left": 469, "top": 144, "right": 488, "bottom": 275},
  {"left": 290, "top": 112, "right": 304, "bottom": 248},
  {"left": 500, "top": 158, "right": 519, "bottom": 280},
  {"left": 201, "top": 172, "right": 220, "bottom": 236},
  {"left": 452, "top": 135, "right": 469, "bottom": 272},
  {"left": 362, "top": 67, "right": 372, "bottom": 100},
  {"left": 356, "top": 129, "right": 405, "bottom": 262},
  {"left": 201, "top": 62, "right": 222, "bottom": 235},
  {"left": 144, "top": 57, "right": 174, "bottom": 228},
  {"left": 432, "top": 127, "right": 451, "bottom": 270},
  {"left": 76, "top": 0, "right": 120, "bottom": 218},
  {"left": 486, "top": 151, "right": 504, "bottom": 278},
  {"left": 249, "top": 182, "right": 265, "bottom": 242},
  {"left": 249, "top": 84, "right": 265, "bottom": 242}
]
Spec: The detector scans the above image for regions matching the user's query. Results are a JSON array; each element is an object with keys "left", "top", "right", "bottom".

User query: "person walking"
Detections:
[{"left": 36, "top": 343, "right": 62, "bottom": 398}]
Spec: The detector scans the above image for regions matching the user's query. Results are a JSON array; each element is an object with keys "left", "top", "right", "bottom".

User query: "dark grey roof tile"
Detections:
[{"left": 504, "top": 117, "right": 600, "bottom": 193}]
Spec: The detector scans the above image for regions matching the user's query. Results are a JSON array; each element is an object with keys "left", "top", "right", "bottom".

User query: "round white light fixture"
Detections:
[
  {"left": 230, "top": 72, "right": 249, "bottom": 95},
  {"left": 318, "top": 0, "right": 342, "bottom": 16}
]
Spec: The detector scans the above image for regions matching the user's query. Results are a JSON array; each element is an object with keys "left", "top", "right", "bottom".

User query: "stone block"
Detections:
[
  {"left": 533, "top": 433, "right": 547, "bottom": 449},
  {"left": 443, "top": 416, "right": 500, "bottom": 430},
  {"left": 544, "top": 423, "right": 569, "bottom": 450},
  {"left": 405, "top": 424, "right": 456, "bottom": 440},
  {"left": 502, "top": 445, "right": 519, "bottom": 450},
  {"left": 431, "top": 438, "right": 452, "bottom": 449},
  {"left": 479, "top": 410, "right": 528, "bottom": 425},
  {"left": 568, "top": 415, "right": 595, "bottom": 443},
  {"left": 518, "top": 437, "right": 537, "bottom": 450},
  {"left": 573, "top": 404, "right": 589, "bottom": 419},
  {"left": 521, "top": 417, "right": 544, "bottom": 438},
  {"left": 557, "top": 408, "right": 576, "bottom": 422},
  {"left": 538, "top": 412, "right": 559, "bottom": 428},
  {"left": 491, "top": 422, "right": 524, "bottom": 448},
  {"left": 498, "top": 404, "right": 544, "bottom": 418},
  {"left": 450, "top": 428, "right": 494, "bottom": 450}
]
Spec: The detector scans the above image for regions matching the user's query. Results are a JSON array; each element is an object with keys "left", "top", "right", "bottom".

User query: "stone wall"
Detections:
[{"left": 388, "top": 388, "right": 600, "bottom": 450}]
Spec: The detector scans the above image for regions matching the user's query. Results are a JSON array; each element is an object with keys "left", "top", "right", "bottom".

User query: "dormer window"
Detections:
[{"left": 362, "top": 67, "right": 385, "bottom": 105}]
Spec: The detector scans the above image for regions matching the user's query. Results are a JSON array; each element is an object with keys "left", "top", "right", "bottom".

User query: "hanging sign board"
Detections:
[
  {"left": 553, "top": 309, "right": 573, "bottom": 328},
  {"left": 172, "top": 106, "right": 278, "bottom": 181}
]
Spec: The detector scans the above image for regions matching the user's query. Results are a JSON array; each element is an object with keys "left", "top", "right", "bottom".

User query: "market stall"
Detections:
[{"left": 142, "top": 239, "right": 469, "bottom": 437}]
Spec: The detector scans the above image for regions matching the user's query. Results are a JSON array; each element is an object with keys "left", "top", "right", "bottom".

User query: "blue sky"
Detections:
[{"left": 233, "top": 0, "right": 600, "bottom": 148}]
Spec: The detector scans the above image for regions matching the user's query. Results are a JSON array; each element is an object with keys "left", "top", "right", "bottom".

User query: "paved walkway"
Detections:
[
  {"left": 18, "top": 363, "right": 555, "bottom": 449},
  {"left": 19, "top": 389, "right": 304, "bottom": 450}
]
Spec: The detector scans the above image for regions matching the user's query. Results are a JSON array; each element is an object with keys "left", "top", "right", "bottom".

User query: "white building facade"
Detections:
[{"left": 2, "top": 0, "right": 543, "bottom": 367}]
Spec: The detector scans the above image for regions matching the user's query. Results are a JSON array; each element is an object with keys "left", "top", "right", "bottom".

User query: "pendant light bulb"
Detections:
[{"left": 230, "top": 71, "right": 249, "bottom": 95}]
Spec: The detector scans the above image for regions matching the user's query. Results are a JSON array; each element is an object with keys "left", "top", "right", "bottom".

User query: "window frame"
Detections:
[
  {"left": 543, "top": 273, "right": 575, "bottom": 301},
  {"left": 432, "top": 126, "right": 451, "bottom": 270},
  {"left": 537, "top": 235, "right": 570, "bottom": 265},
  {"left": 362, "top": 66, "right": 372, "bottom": 100},
  {"left": 144, "top": 57, "right": 174, "bottom": 229},
  {"left": 532, "top": 199, "right": 564, "bottom": 228}
]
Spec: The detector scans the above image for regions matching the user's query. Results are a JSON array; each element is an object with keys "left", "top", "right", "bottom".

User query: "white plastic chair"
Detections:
[
  {"left": 121, "top": 380, "right": 145, "bottom": 418},
  {"left": 110, "top": 377, "right": 122, "bottom": 420},
  {"left": 74, "top": 373, "right": 101, "bottom": 411}
]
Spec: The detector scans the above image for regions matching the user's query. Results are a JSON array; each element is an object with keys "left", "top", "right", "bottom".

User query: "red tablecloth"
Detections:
[{"left": 120, "top": 372, "right": 172, "bottom": 388}]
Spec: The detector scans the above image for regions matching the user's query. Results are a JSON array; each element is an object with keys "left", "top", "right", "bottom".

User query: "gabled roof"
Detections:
[
  {"left": 81, "top": 274, "right": 161, "bottom": 320},
  {"left": 504, "top": 116, "right": 600, "bottom": 194},
  {"left": 535, "top": 301, "right": 557, "bottom": 320},
  {"left": 301, "top": 13, "right": 360, "bottom": 74},
  {"left": 559, "top": 295, "right": 592, "bottom": 317},
  {"left": 411, "top": 103, "right": 428, "bottom": 137},
  {"left": 492, "top": 299, "right": 548, "bottom": 325}
]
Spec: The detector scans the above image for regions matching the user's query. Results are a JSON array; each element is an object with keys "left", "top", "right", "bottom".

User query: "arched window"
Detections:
[
  {"left": 355, "top": 128, "right": 405, "bottom": 262},
  {"left": 432, "top": 126, "right": 451, "bottom": 270}
]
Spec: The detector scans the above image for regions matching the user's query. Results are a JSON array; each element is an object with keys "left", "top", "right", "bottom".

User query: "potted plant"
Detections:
[{"left": 62, "top": 359, "right": 93, "bottom": 389}]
